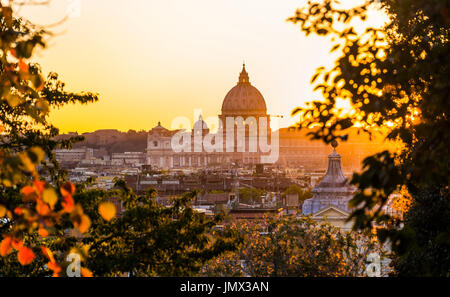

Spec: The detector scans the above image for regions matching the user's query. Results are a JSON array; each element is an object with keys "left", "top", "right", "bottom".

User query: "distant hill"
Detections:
[{"left": 55, "top": 129, "right": 148, "bottom": 154}]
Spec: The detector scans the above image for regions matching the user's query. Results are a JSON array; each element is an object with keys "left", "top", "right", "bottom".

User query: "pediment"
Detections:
[{"left": 312, "top": 206, "right": 349, "bottom": 218}]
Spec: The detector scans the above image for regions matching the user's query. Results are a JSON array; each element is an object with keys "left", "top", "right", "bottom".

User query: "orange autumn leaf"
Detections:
[
  {"left": 18, "top": 246, "right": 35, "bottom": 265},
  {"left": 60, "top": 182, "right": 75, "bottom": 197},
  {"left": 38, "top": 227, "right": 49, "bottom": 237},
  {"left": 11, "top": 239, "right": 23, "bottom": 250},
  {"left": 41, "top": 246, "right": 55, "bottom": 263},
  {"left": 36, "top": 200, "right": 50, "bottom": 216},
  {"left": 14, "top": 207, "right": 23, "bottom": 215},
  {"left": 42, "top": 246, "right": 60, "bottom": 276},
  {"left": 18, "top": 59, "right": 28, "bottom": 72},
  {"left": 75, "top": 214, "right": 91, "bottom": 233},
  {"left": 19, "top": 152, "right": 35, "bottom": 173},
  {"left": 10, "top": 48, "right": 17, "bottom": 58},
  {"left": 98, "top": 202, "right": 116, "bottom": 221},
  {"left": 36, "top": 82, "right": 45, "bottom": 92},
  {"left": 21, "top": 186, "right": 35, "bottom": 196},
  {"left": 62, "top": 195, "right": 74, "bottom": 213},
  {"left": 21, "top": 188, "right": 37, "bottom": 203},
  {"left": 33, "top": 180, "right": 45, "bottom": 193},
  {"left": 47, "top": 261, "right": 61, "bottom": 276},
  {"left": 81, "top": 267, "right": 93, "bottom": 277},
  {"left": 0, "top": 237, "right": 12, "bottom": 256},
  {"left": 42, "top": 188, "right": 58, "bottom": 209}
]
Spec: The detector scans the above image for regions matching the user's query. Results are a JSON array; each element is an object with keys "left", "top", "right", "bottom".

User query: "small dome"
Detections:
[
  {"left": 221, "top": 64, "right": 267, "bottom": 116},
  {"left": 315, "top": 149, "right": 347, "bottom": 188},
  {"left": 193, "top": 115, "right": 209, "bottom": 131}
]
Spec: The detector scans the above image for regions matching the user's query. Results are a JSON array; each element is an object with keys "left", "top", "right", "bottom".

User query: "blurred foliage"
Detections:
[
  {"left": 201, "top": 215, "right": 386, "bottom": 276},
  {"left": 0, "top": 1, "right": 98, "bottom": 276},
  {"left": 288, "top": 0, "right": 449, "bottom": 275},
  {"left": 0, "top": 5, "right": 98, "bottom": 184},
  {"left": 76, "top": 181, "right": 241, "bottom": 277},
  {"left": 389, "top": 188, "right": 450, "bottom": 276},
  {"left": 0, "top": 1, "right": 240, "bottom": 277}
]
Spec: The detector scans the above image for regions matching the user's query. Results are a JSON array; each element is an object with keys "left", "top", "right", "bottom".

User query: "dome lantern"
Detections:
[{"left": 238, "top": 63, "right": 250, "bottom": 84}]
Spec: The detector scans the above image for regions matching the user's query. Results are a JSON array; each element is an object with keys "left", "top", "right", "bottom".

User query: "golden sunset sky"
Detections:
[{"left": 18, "top": 0, "right": 386, "bottom": 133}]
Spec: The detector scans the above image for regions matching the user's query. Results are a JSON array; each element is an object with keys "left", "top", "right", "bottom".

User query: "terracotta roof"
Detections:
[{"left": 228, "top": 208, "right": 278, "bottom": 219}]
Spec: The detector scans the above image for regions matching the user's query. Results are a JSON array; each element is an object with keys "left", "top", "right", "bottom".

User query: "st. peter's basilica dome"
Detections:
[{"left": 221, "top": 64, "right": 268, "bottom": 117}]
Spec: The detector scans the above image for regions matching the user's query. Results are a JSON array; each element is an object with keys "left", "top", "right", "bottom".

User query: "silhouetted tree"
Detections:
[
  {"left": 288, "top": 0, "right": 449, "bottom": 276},
  {"left": 77, "top": 181, "right": 241, "bottom": 276}
]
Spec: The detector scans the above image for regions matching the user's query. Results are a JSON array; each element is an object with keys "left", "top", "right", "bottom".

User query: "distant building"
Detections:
[
  {"left": 146, "top": 122, "right": 183, "bottom": 168},
  {"left": 55, "top": 147, "right": 93, "bottom": 163},
  {"left": 111, "top": 152, "right": 146, "bottom": 167},
  {"left": 285, "top": 193, "right": 299, "bottom": 206}
]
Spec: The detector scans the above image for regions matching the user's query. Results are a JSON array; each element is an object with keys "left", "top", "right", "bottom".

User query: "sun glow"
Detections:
[{"left": 15, "top": 0, "right": 388, "bottom": 133}]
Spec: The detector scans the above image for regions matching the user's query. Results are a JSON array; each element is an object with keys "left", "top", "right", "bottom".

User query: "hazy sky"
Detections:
[{"left": 19, "top": 0, "right": 386, "bottom": 133}]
